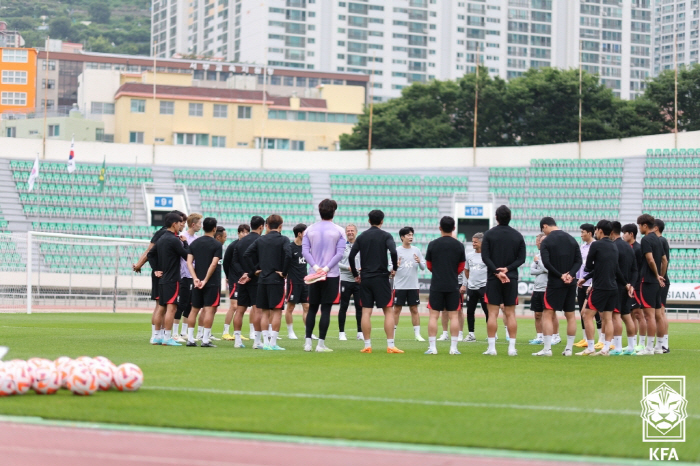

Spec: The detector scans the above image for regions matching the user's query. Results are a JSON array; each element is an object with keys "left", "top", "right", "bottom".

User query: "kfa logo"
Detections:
[
  {"left": 649, "top": 448, "right": 679, "bottom": 461},
  {"left": 298, "top": 256, "right": 306, "bottom": 264},
  {"left": 641, "top": 376, "right": 687, "bottom": 443}
]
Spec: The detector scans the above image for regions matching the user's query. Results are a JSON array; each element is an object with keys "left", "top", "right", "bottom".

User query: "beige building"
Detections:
[
  {"left": 1, "top": 108, "right": 104, "bottom": 141},
  {"left": 113, "top": 82, "right": 364, "bottom": 151}
]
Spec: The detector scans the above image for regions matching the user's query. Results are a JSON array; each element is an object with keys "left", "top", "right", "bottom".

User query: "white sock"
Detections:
[
  {"left": 318, "top": 338, "right": 325, "bottom": 348},
  {"left": 603, "top": 340, "right": 610, "bottom": 352},
  {"left": 441, "top": 331, "right": 448, "bottom": 337},
  {"left": 413, "top": 325, "right": 420, "bottom": 335},
  {"left": 663, "top": 334, "right": 668, "bottom": 348},
  {"left": 223, "top": 324, "right": 230, "bottom": 335},
  {"left": 268, "top": 324, "right": 273, "bottom": 332},
  {"left": 287, "top": 323, "right": 294, "bottom": 332},
  {"left": 509, "top": 338, "right": 516, "bottom": 352},
  {"left": 164, "top": 330, "right": 172, "bottom": 341},
  {"left": 655, "top": 337, "right": 662, "bottom": 350},
  {"left": 151, "top": 324, "right": 156, "bottom": 336},
  {"left": 613, "top": 336, "right": 622, "bottom": 350},
  {"left": 262, "top": 330, "right": 269, "bottom": 345},
  {"left": 357, "top": 332, "right": 364, "bottom": 339},
  {"left": 450, "top": 336, "right": 458, "bottom": 352},
  {"left": 364, "top": 339, "right": 371, "bottom": 349},
  {"left": 305, "top": 337, "right": 312, "bottom": 347},
  {"left": 271, "top": 331, "right": 278, "bottom": 347},
  {"left": 173, "top": 323, "right": 179, "bottom": 335},
  {"left": 487, "top": 337, "right": 496, "bottom": 352},
  {"left": 203, "top": 328, "right": 211, "bottom": 344},
  {"left": 428, "top": 336, "right": 437, "bottom": 352},
  {"left": 646, "top": 337, "right": 654, "bottom": 350},
  {"left": 469, "top": 332, "right": 475, "bottom": 337},
  {"left": 159, "top": 328, "right": 165, "bottom": 339},
  {"left": 566, "top": 335, "right": 575, "bottom": 351},
  {"left": 181, "top": 323, "right": 188, "bottom": 336},
  {"left": 196, "top": 327, "right": 203, "bottom": 339},
  {"left": 458, "top": 331, "right": 463, "bottom": 340},
  {"left": 187, "top": 328, "right": 195, "bottom": 343},
  {"left": 587, "top": 339, "right": 595, "bottom": 351},
  {"left": 639, "top": 335, "right": 646, "bottom": 347},
  {"left": 629, "top": 335, "right": 637, "bottom": 351},
  {"left": 234, "top": 330, "right": 241, "bottom": 345},
  {"left": 537, "top": 333, "right": 543, "bottom": 339},
  {"left": 505, "top": 326, "right": 510, "bottom": 340},
  {"left": 543, "top": 335, "right": 552, "bottom": 352},
  {"left": 387, "top": 338, "right": 395, "bottom": 348},
  {"left": 598, "top": 332, "right": 605, "bottom": 344},
  {"left": 254, "top": 331, "right": 261, "bottom": 346},
  {"left": 249, "top": 323, "right": 255, "bottom": 335}
]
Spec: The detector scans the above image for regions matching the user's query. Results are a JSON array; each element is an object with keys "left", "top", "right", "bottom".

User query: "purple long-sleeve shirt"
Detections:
[{"left": 302, "top": 220, "right": 346, "bottom": 278}]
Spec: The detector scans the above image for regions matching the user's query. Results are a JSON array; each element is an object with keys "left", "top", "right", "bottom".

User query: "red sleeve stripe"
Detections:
[
  {"left": 456, "top": 261, "right": 465, "bottom": 274},
  {"left": 426, "top": 260, "right": 433, "bottom": 271}
]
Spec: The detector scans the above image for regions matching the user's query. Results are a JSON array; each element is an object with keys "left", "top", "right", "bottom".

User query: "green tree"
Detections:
[
  {"left": 49, "top": 17, "right": 72, "bottom": 40},
  {"left": 644, "top": 64, "right": 700, "bottom": 132},
  {"left": 88, "top": 2, "right": 111, "bottom": 23},
  {"left": 88, "top": 36, "right": 113, "bottom": 53}
]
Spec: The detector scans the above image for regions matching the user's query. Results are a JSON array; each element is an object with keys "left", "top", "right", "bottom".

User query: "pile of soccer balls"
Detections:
[{"left": 0, "top": 356, "right": 143, "bottom": 396}]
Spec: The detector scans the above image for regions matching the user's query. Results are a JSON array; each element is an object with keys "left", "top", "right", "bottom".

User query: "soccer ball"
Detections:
[
  {"left": 113, "top": 363, "right": 143, "bottom": 392},
  {"left": 3, "top": 361, "right": 33, "bottom": 395},
  {"left": 55, "top": 357, "right": 73, "bottom": 388},
  {"left": 0, "top": 366, "right": 16, "bottom": 396},
  {"left": 32, "top": 365, "right": 61, "bottom": 395},
  {"left": 89, "top": 360, "right": 114, "bottom": 391},
  {"left": 76, "top": 356, "right": 94, "bottom": 365},
  {"left": 66, "top": 362, "right": 97, "bottom": 396}
]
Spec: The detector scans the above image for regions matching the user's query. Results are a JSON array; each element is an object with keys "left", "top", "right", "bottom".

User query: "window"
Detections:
[
  {"left": 1, "top": 70, "right": 27, "bottom": 84},
  {"left": 6, "top": 127, "right": 16, "bottom": 138},
  {"left": 41, "top": 79, "right": 56, "bottom": 89},
  {"left": 2, "top": 49, "right": 28, "bottom": 63},
  {"left": 41, "top": 60, "right": 56, "bottom": 70},
  {"left": 48, "top": 125, "right": 60, "bottom": 137},
  {"left": 160, "top": 101, "right": 175, "bottom": 115},
  {"left": 237, "top": 106, "right": 252, "bottom": 119},
  {"left": 96, "top": 128, "right": 105, "bottom": 142},
  {"left": 291, "top": 140, "right": 305, "bottom": 151},
  {"left": 131, "top": 99, "right": 146, "bottom": 113},
  {"left": 189, "top": 103, "right": 203, "bottom": 116},
  {"left": 213, "top": 104, "right": 228, "bottom": 118},
  {"left": 212, "top": 136, "right": 226, "bottom": 147},
  {"left": 129, "top": 131, "right": 144, "bottom": 143},
  {"left": 1, "top": 92, "right": 27, "bottom": 106},
  {"left": 91, "top": 102, "right": 115, "bottom": 114}
]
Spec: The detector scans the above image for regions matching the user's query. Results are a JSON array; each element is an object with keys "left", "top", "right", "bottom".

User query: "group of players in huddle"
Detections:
[{"left": 132, "top": 199, "right": 672, "bottom": 356}]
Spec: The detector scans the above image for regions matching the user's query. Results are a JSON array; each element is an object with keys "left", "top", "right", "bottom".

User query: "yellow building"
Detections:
[{"left": 113, "top": 82, "right": 364, "bottom": 151}]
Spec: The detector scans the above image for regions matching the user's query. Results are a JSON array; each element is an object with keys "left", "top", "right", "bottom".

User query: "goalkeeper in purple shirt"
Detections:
[{"left": 301, "top": 199, "right": 346, "bottom": 353}]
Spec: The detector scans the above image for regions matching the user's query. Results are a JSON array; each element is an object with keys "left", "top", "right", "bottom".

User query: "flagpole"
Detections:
[
  {"left": 152, "top": 40, "right": 157, "bottom": 165},
  {"left": 578, "top": 39, "right": 583, "bottom": 160},
  {"left": 473, "top": 55, "right": 479, "bottom": 167},
  {"left": 260, "top": 47, "right": 269, "bottom": 170},
  {"left": 674, "top": 31, "right": 678, "bottom": 150},
  {"left": 42, "top": 37, "right": 50, "bottom": 160},
  {"left": 70, "top": 133, "right": 75, "bottom": 227},
  {"left": 367, "top": 51, "right": 376, "bottom": 170}
]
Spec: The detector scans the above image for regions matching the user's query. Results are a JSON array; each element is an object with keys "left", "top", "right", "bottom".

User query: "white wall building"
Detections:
[{"left": 153, "top": 0, "right": 698, "bottom": 101}]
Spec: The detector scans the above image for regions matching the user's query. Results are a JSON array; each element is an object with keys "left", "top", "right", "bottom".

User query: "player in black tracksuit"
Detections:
[
  {"left": 578, "top": 220, "right": 632, "bottom": 355},
  {"left": 148, "top": 212, "right": 189, "bottom": 345},
  {"left": 231, "top": 216, "right": 264, "bottom": 347},
  {"left": 242, "top": 215, "right": 291, "bottom": 350},
  {"left": 480, "top": 205, "right": 526, "bottom": 355},
  {"left": 284, "top": 224, "right": 309, "bottom": 340},
  {"left": 611, "top": 221, "right": 638, "bottom": 354},
  {"left": 349, "top": 210, "right": 399, "bottom": 353},
  {"left": 221, "top": 224, "right": 250, "bottom": 339}
]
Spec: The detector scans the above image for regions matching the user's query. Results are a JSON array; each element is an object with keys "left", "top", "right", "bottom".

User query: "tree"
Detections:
[
  {"left": 88, "top": 36, "right": 113, "bottom": 53},
  {"left": 644, "top": 64, "right": 700, "bottom": 132},
  {"left": 88, "top": 2, "right": 111, "bottom": 24},
  {"left": 49, "top": 17, "right": 72, "bottom": 40}
]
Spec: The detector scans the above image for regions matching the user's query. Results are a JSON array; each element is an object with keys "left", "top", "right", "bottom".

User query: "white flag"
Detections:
[
  {"left": 27, "top": 154, "right": 40, "bottom": 192},
  {"left": 67, "top": 137, "right": 76, "bottom": 173}
]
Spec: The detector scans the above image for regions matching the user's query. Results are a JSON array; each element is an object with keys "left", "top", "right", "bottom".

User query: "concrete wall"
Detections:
[
  {"left": 1, "top": 129, "right": 697, "bottom": 169},
  {"left": 1, "top": 112, "right": 104, "bottom": 141}
]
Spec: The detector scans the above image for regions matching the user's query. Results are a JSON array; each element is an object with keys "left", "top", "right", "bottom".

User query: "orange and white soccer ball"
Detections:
[
  {"left": 55, "top": 357, "right": 73, "bottom": 388},
  {"left": 89, "top": 360, "right": 114, "bottom": 391},
  {"left": 32, "top": 365, "right": 61, "bottom": 395},
  {"left": 113, "top": 363, "right": 143, "bottom": 392},
  {"left": 0, "top": 366, "right": 16, "bottom": 396},
  {"left": 7, "top": 360, "right": 33, "bottom": 395},
  {"left": 66, "top": 362, "right": 97, "bottom": 396}
]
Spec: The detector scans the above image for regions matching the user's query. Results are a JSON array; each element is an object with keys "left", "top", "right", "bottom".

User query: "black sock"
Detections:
[
  {"left": 338, "top": 300, "right": 348, "bottom": 332},
  {"left": 319, "top": 304, "right": 332, "bottom": 340},
  {"left": 305, "top": 304, "right": 319, "bottom": 338}
]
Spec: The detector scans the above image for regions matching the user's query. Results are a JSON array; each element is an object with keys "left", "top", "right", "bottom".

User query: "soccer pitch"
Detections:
[{"left": 0, "top": 313, "right": 698, "bottom": 462}]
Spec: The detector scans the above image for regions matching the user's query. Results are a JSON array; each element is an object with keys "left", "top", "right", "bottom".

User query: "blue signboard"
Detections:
[
  {"left": 464, "top": 205, "right": 484, "bottom": 217},
  {"left": 154, "top": 196, "right": 174, "bottom": 208}
]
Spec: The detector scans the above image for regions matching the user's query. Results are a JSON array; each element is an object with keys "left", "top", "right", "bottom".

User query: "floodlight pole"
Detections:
[
  {"left": 152, "top": 40, "right": 157, "bottom": 164},
  {"left": 674, "top": 32, "right": 678, "bottom": 149},
  {"left": 473, "top": 55, "right": 479, "bottom": 167},
  {"left": 367, "top": 51, "right": 376, "bottom": 170},
  {"left": 578, "top": 40, "right": 583, "bottom": 160},
  {"left": 42, "top": 37, "right": 49, "bottom": 160}
]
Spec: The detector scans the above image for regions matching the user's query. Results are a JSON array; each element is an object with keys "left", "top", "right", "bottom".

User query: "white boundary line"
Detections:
[{"left": 143, "top": 386, "right": 700, "bottom": 419}]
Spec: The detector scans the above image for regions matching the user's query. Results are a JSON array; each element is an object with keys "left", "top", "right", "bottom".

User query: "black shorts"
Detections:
[
  {"left": 191, "top": 285, "right": 221, "bottom": 308},
  {"left": 158, "top": 281, "right": 179, "bottom": 307},
  {"left": 257, "top": 283, "right": 286, "bottom": 310},
  {"left": 151, "top": 272, "right": 160, "bottom": 300},
  {"left": 429, "top": 290, "right": 461, "bottom": 311},
  {"left": 340, "top": 280, "right": 360, "bottom": 302},
  {"left": 587, "top": 288, "right": 618, "bottom": 312},
  {"left": 544, "top": 284, "right": 577, "bottom": 312},
  {"left": 639, "top": 281, "right": 661, "bottom": 309},
  {"left": 616, "top": 286, "right": 631, "bottom": 316},
  {"left": 176, "top": 277, "right": 193, "bottom": 318},
  {"left": 309, "top": 276, "right": 340, "bottom": 305},
  {"left": 659, "top": 281, "right": 670, "bottom": 307},
  {"left": 359, "top": 276, "right": 393, "bottom": 309},
  {"left": 530, "top": 290, "right": 545, "bottom": 312},
  {"left": 228, "top": 280, "right": 239, "bottom": 300},
  {"left": 484, "top": 280, "right": 518, "bottom": 307},
  {"left": 237, "top": 282, "right": 258, "bottom": 308},
  {"left": 286, "top": 281, "right": 309, "bottom": 304},
  {"left": 630, "top": 285, "right": 641, "bottom": 310},
  {"left": 466, "top": 287, "right": 486, "bottom": 314},
  {"left": 394, "top": 289, "right": 420, "bottom": 307}
]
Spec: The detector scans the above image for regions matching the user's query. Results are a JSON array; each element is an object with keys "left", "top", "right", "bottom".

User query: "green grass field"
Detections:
[{"left": 0, "top": 313, "right": 698, "bottom": 462}]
